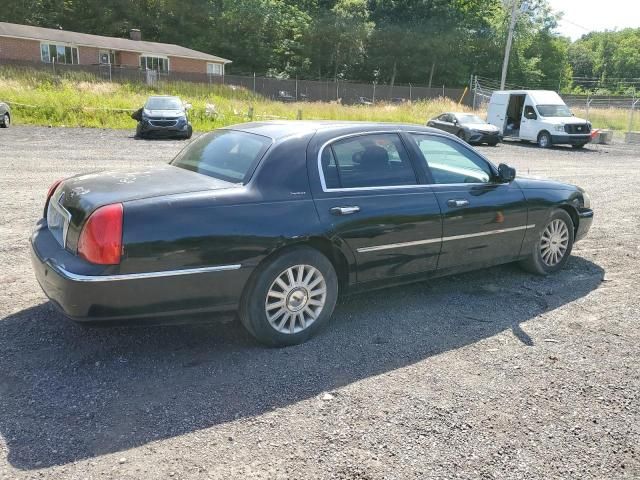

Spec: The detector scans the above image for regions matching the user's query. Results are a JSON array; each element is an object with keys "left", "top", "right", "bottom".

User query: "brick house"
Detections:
[{"left": 0, "top": 22, "right": 230, "bottom": 75}]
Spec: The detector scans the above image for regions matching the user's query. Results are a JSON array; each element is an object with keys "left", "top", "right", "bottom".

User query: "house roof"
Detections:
[{"left": 0, "top": 22, "right": 231, "bottom": 64}]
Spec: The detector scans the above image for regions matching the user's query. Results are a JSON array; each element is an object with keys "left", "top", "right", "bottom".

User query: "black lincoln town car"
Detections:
[{"left": 31, "top": 121, "right": 593, "bottom": 346}]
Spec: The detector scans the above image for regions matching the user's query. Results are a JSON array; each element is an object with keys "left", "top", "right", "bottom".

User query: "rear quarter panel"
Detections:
[{"left": 118, "top": 133, "right": 339, "bottom": 276}]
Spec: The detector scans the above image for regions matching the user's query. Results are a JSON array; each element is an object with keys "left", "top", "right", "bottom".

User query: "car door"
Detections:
[
  {"left": 520, "top": 103, "right": 540, "bottom": 141},
  {"left": 310, "top": 132, "right": 443, "bottom": 283},
  {"left": 408, "top": 133, "right": 529, "bottom": 272}
]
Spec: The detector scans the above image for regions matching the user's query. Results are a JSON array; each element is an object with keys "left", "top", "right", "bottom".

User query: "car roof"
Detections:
[{"left": 224, "top": 120, "right": 439, "bottom": 141}]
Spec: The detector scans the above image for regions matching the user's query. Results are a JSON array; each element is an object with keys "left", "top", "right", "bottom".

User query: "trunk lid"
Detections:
[{"left": 50, "top": 165, "right": 237, "bottom": 251}]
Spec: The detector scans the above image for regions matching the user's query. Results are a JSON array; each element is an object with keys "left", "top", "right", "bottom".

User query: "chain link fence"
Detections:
[{"left": 0, "top": 58, "right": 471, "bottom": 106}]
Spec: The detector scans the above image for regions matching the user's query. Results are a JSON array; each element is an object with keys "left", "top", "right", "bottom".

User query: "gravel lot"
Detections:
[{"left": 0, "top": 126, "right": 638, "bottom": 479}]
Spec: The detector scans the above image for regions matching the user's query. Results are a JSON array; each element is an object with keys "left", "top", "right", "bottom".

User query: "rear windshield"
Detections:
[
  {"left": 145, "top": 97, "right": 182, "bottom": 110},
  {"left": 171, "top": 130, "right": 272, "bottom": 183}
]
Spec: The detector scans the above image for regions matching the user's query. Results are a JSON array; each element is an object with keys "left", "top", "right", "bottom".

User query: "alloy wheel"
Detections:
[
  {"left": 265, "top": 264, "right": 327, "bottom": 334},
  {"left": 540, "top": 219, "right": 569, "bottom": 266}
]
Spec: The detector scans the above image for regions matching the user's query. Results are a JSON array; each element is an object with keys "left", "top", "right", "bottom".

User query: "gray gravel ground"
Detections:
[{"left": 0, "top": 126, "right": 639, "bottom": 479}]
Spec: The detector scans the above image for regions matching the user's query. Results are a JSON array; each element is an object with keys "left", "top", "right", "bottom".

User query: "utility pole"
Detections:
[{"left": 500, "top": 0, "right": 521, "bottom": 90}]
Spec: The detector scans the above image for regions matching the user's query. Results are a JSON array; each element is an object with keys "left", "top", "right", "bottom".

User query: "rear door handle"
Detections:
[
  {"left": 447, "top": 199, "right": 469, "bottom": 208},
  {"left": 331, "top": 206, "right": 360, "bottom": 216}
]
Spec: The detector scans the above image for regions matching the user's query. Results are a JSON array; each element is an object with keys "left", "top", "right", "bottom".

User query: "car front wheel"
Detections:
[
  {"left": 0, "top": 113, "right": 9, "bottom": 128},
  {"left": 239, "top": 247, "right": 338, "bottom": 346},
  {"left": 537, "top": 131, "right": 552, "bottom": 148},
  {"left": 520, "top": 209, "right": 574, "bottom": 275}
]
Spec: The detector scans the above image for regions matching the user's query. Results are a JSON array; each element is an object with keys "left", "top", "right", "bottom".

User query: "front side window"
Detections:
[
  {"left": 524, "top": 105, "right": 537, "bottom": 119},
  {"left": 140, "top": 56, "right": 169, "bottom": 73},
  {"left": 412, "top": 135, "right": 492, "bottom": 184},
  {"left": 171, "top": 130, "right": 272, "bottom": 183},
  {"left": 40, "top": 43, "right": 79, "bottom": 64},
  {"left": 322, "top": 133, "right": 417, "bottom": 189}
]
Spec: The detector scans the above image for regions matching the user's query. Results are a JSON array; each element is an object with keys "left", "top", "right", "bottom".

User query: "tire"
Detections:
[
  {"left": 239, "top": 247, "right": 338, "bottom": 347},
  {"left": 488, "top": 141, "right": 498, "bottom": 147},
  {"left": 0, "top": 113, "right": 9, "bottom": 128},
  {"left": 184, "top": 125, "right": 193, "bottom": 139},
  {"left": 135, "top": 124, "right": 144, "bottom": 139},
  {"left": 537, "top": 131, "right": 552, "bottom": 149},
  {"left": 519, "top": 209, "right": 574, "bottom": 275},
  {"left": 572, "top": 143, "right": 586, "bottom": 149}
]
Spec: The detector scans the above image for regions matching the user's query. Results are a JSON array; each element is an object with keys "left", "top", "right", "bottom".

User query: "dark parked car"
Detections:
[
  {"left": 0, "top": 101, "right": 10, "bottom": 128},
  {"left": 428, "top": 112, "right": 501, "bottom": 145},
  {"left": 132, "top": 95, "right": 192, "bottom": 139},
  {"left": 31, "top": 121, "right": 593, "bottom": 346}
]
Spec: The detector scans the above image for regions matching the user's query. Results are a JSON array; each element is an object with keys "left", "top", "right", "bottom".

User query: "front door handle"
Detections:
[
  {"left": 447, "top": 199, "right": 470, "bottom": 208},
  {"left": 331, "top": 206, "right": 360, "bottom": 216}
]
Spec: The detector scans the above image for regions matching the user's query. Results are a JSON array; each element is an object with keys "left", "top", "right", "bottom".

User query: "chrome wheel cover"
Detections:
[
  {"left": 540, "top": 219, "right": 569, "bottom": 266},
  {"left": 265, "top": 264, "right": 327, "bottom": 334}
]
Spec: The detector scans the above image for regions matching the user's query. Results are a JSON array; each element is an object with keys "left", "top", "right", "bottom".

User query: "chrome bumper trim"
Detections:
[{"left": 47, "top": 262, "right": 242, "bottom": 282}]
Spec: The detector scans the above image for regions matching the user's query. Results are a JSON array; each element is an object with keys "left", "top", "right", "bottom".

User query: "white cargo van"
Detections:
[{"left": 487, "top": 90, "right": 592, "bottom": 149}]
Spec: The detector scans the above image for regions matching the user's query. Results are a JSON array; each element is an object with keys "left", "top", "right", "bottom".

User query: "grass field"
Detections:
[{"left": 1, "top": 68, "right": 637, "bottom": 134}]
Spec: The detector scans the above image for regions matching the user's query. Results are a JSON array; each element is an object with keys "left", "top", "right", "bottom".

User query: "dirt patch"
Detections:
[{"left": 0, "top": 127, "right": 638, "bottom": 479}]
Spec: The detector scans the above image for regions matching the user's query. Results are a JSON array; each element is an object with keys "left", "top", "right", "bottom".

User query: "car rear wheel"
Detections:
[
  {"left": 0, "top": 113, "right": 9, "bottom": 128},
  {"left": 537, "top": 131, "right": 552, "bottom": 148},
  {"left": 519, "top": 209, "right": 574, "bottom": 275},
  {"left": 239, "top": 247, "right": 338, "bottom": 346},
  {"left": 457, "top": 130, "right": 467, "bottom": 142}
]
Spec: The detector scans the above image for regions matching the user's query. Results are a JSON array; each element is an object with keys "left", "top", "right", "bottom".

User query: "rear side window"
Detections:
[
  {"left": 321, "top": 134, "right": 417, "bottom": 189},
  {"left": 172, "top": 130, "right": 272, "bottom": 183},
  {"left": 411, "top": 135, "right": 492, "bottom": 184}
]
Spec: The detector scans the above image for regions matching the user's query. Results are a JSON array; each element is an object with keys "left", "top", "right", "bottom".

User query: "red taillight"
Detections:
[
  {"left": 77, "top": 203, "right": 124, "bottom": 265},
  {"left": 46, "top": 179, "right": 64, "bottom": 204}
]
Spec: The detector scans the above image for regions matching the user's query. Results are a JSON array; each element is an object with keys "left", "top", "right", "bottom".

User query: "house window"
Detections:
[
  {"left": 99, "top": 50, "right": 116, "bottom": 65},
  {"left": 140, "top": 55, "right": 169, "bottom": 73},
  {"left": 207, "top": 62, "right": 223, "bottom": 76},
  {"left": 40, "top": 43, "right": 79, "bottom": 64}
]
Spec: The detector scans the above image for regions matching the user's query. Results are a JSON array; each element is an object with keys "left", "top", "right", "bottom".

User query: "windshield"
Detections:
[
  {"left": 536, "top": 104, "right": 572, "bottom": 117},
  {"left": 145, "top": 97, "right": 183, "bottom": 110},
  {"left": 456, "top": 114, "right": 485, "bottom": 124},
  {"left": 171, "top": 130, "right": 272, "bottom": 183}
]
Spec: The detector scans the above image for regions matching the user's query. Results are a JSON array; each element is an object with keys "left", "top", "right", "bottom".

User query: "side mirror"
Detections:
[{"left": 498, "top": 163, "right": 516, "bottom": 183}]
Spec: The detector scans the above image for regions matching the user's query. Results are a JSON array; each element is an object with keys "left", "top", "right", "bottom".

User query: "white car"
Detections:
[{"left": 487, "top": 90, "right": 591, "bottom": 149}]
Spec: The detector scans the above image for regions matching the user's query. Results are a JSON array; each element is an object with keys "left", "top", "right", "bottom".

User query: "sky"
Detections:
[{"left": 548, "top": 0, "right": 640, "bottom": 40}]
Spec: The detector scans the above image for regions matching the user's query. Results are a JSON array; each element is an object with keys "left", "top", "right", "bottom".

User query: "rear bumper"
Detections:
[
  {"left": 551, "top": 134, "right": 591, "bottom": 145},
  {"left": 30, "top": 223, "right": 249, "bottom": 322},
  {"left": 575, "top": 208, "right": 593, "bottom": 242}
]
